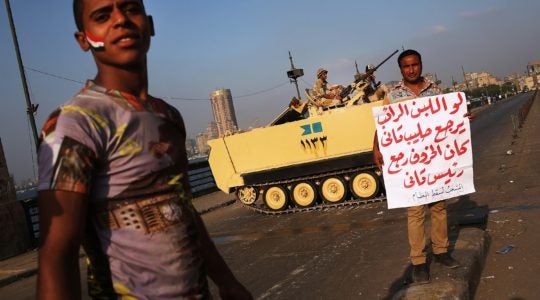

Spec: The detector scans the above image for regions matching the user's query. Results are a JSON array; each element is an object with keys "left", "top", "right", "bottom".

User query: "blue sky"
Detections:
[{"left": 1, "top": 0, "right": 539, "bottom": 182}]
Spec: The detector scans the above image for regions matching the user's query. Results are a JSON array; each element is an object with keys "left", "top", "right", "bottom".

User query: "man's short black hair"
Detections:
[
  {"left": 398, "top": 49, "right": 422, "bottom": 67},
  {"left": 73, "top": 0, "right": 147, "bottom": 31}
]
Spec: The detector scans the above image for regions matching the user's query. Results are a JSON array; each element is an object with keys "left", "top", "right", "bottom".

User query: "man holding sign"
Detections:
[{"left": 372, "top": 50, "right": 473, "bottom": 284}]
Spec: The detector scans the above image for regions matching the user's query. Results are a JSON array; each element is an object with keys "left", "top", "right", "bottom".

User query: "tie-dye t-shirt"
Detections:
[{"left": 38, "top": 81, "right": 209, "bottom": 299}]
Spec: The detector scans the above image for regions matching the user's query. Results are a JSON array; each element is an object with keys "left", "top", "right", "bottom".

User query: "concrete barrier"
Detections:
[{"left": 0, "top": 201, "right": 32, "bottom": 260}]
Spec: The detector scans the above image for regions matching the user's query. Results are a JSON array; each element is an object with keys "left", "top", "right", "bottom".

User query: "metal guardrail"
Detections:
[
  {"left": 15, "top": 158, "right": 218, "bottom": 202},
  {"left": 511, "top": 90, "right": 537, "bottom": 134},
  {"left": 187, "top": 158, "right": 217, "bottom": 197}
]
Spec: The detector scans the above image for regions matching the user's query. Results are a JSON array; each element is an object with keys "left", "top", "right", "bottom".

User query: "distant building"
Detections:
[
  {"left": 453, "top": 81, "right": 468, "bottom": 92},
  {"left": 0, "top": 138, "right": 16, "bottom": 203},
  {"left": 210, "top": 89, "right": 238, "bottom": 137},
  {"left": 196, "top": 132, "right": 210, "bottom": 155},
  {"left": 185, "top": 137, "right": 196, "bottom": 157},
  {"left": 504, "top": 73, "right": 521, "bottom": 82},
  {"left": 523, "top": 76, "right": 539, "bottom": 91},
  {"left": 527, "top": 60, "right": 540, "bottom": 75},
  {"left": 206, "top": 121, "right": 219, "bottom": 140},
  {"left": 504, "top": 73, "right": 522, "bottom": 92},
  {"left": 464, "top": 71, "right": 501, "bottom": 89},
  {"left": 526, "top": 60, "right": 540, "bottom": 89}
]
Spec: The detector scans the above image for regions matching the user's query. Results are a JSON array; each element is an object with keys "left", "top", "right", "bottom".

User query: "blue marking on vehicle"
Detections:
[
  {"left": 312, "top": 122, "right": 323, "bottom": 133},
  {"left": 301, "top": 124, "right": 312, "bottom": 135}
]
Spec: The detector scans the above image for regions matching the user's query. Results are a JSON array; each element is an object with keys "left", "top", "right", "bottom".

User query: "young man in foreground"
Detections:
[{"left": 37, "top": 1, "right": 252, "bottom": 299}]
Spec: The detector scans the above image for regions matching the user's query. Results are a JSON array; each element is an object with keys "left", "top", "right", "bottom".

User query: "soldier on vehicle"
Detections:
[{"left": 312, "top": 68, "right": 344, "bottom": 107}]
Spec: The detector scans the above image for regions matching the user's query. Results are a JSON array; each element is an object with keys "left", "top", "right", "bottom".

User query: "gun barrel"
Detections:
[{"left": 373, "top": 49, "right": 399, "bottom": 71}]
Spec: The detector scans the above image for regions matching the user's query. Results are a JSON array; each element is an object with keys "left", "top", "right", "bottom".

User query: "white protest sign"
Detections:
[{"left": 372, "top": 92, "right": 475, "bottom": 209}]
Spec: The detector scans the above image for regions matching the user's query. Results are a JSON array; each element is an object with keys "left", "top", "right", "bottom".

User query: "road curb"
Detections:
[
  {"left": 0, "top": 269, "right": 38, "bottom": 289},
  {"left": 392, "top": 227, "right": 489, "bottom": 300}
]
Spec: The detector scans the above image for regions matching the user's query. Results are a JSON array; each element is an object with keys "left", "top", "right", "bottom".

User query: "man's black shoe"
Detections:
[
  {"left": 434, "top": 253, "right": 460, "bottom": 268},
  {"left": 411, "top": 263, "right": 430, "bottom": 284}
]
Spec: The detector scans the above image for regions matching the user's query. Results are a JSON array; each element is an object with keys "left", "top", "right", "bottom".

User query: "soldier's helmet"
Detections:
[
  {"left": 365, "top": 64, "right": 376, "bottom": 72},
  {"left": 316, "top": 68, "right": 328, "bottom": 78}
]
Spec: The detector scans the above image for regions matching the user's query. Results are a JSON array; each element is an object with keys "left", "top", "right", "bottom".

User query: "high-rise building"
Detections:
[
  {"left": 206, "top": 121, "right": 219, "bottom": 140},
  {"left": 210, "top": 89, "right": 238, "bottom": 137}
]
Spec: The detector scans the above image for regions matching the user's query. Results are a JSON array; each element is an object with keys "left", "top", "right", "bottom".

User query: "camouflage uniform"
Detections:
[{"left": 312, "top": 68, "right": 342, "bottom": 106}]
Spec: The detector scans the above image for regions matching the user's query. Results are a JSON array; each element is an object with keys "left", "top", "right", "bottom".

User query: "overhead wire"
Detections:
[
  {"left": 165, "top": 81, "right": 290, "bottom": 101},
  {"left": 25, "top": 67, "right": 84, "bottom": 84},
  {"left": 24, "top": 66, "right": 292, "bottom": 101},
  {"left": 300, "top": 78, "right": 313, "bottom": 88}
]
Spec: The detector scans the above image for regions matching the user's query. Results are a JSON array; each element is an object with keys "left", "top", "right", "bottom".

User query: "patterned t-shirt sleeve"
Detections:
[{"left": 38, "top": 103, "right": 102, "bottom": 194}]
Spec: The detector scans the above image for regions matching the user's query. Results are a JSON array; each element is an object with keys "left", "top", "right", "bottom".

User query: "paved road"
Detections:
[
  {"left": 0, "top": 258, "right": 88, "bottom": 300},
  {"left": 1, "top": 92, "right": 536, "bottom": 299},
  {"left": 471, "top": 92, "right": 540, "bottom": 299},
  {"left": 201, "top": 93, "right": 534, "bottom": 299}
]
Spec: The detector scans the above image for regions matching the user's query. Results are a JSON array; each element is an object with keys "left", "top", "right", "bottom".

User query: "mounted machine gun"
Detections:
[{"left": 339, "top": 49, "right": 399, "bottom": 105}]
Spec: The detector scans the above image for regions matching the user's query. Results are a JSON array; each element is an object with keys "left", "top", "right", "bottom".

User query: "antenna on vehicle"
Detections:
[
  {"left": 355, "top": 60, "right": 361, "bottom": 77},
  {"left": 287, "top": 51, "right": 304, "bottom": 99}
]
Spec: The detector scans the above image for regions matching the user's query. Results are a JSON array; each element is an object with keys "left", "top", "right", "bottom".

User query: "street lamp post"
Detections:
[{"left": 4, "top": 0, "right": 40, "bottom": 150}]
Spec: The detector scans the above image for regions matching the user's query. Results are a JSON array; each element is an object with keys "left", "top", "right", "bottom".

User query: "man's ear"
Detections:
[
  {"left": 148, "top": 15, "right": 155, "bottom": 36},
  {"left": 74, "top": 31, "right": 91, "bottom": 52}
]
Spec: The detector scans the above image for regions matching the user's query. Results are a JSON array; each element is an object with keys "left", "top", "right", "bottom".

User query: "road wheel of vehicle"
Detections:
[
  {"left": 263, "top": 185, "right": 289, "bottom": 211},
  {"left": 349, "top": 171, "right": 380, "bottom": 199},
  {"left": 319, "top": 177, "right": 347, "bottom": 203},
  {"left": 236, "top": 186, "right": 258, "bottom": 205},
  {"left": 291, "top": 181, "right": 317, "bottom": 207}
]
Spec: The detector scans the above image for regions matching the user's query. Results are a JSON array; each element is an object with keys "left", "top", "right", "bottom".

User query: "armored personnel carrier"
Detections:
[{"left": 207, "top": 51, "right": 397, "bottom": 214}]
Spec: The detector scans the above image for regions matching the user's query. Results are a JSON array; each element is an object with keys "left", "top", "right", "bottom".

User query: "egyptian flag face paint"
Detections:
[{"left": 85, "top": 31, "right": 105, "bottom": 51}]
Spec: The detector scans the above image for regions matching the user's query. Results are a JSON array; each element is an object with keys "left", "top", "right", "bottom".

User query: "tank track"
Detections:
[
  {"left": 236, "top": 165, "right": 387, "bottom": 215},
  {"left": 238, "top": 195, "right": 387, "bottom": 215}
]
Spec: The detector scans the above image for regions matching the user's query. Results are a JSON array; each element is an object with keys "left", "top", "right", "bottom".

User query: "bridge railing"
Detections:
[
  {"left": 187, "top": 157, "right": 218, "bottom": 197},
  {"left": 511, "top": 90, "right": 537, "bottom": 134}
]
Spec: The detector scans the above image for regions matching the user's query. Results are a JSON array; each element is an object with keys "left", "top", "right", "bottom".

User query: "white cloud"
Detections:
[{"left": 433, "top": 25, "right": 448, "bottom": 34}]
